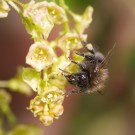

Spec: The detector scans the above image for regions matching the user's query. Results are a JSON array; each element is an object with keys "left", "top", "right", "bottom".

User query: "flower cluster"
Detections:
[
  {"left": 23, "top": 0, "right": 93, "bottom": 126},
  {"left": 0, "top": 0, "right": 93, "bottom": 126},
  {"left": 28, "top": 86, "right": 64, "bottom": 126},
  {"left": 23, "top": 1, "right": 67, "bottom": 40}
]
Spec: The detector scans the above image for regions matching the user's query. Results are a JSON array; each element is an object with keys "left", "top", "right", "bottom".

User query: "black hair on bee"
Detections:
[{"left": 60, "top": 40, "right": 115, "bottom": 96}]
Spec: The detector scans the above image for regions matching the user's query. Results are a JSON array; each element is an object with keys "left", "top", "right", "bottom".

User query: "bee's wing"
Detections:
[{"left": 97, "top": 44, "right": 116, "bottom": 69}]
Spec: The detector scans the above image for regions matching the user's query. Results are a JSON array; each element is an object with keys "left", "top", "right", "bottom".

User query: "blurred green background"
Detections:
[{"left": 0, "top": 0, "right": 135, "bottom": 135}]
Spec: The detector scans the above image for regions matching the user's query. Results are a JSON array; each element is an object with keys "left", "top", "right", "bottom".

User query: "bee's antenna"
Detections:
[
  {"left": 97, "top": 43, "right": 116, "bottom": 70},
  {"left": 58, "top": 68, "right": 71, "bottom": 74}
]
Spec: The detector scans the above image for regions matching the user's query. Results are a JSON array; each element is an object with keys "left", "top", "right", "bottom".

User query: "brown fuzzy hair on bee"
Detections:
[
  {"left": 60, "top": 42, "right": 115, "bottom": 96},
  {"left": 89, "top": 68, "right": 109, "bottom": 94}
]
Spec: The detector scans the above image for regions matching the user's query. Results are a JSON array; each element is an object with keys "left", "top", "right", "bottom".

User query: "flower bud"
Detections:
[
  {"left": 50, "top": 104, "right": 64, "bottom": 119},
  {"left": 39, "top": 115, "right": 53, "bottom": 126}
]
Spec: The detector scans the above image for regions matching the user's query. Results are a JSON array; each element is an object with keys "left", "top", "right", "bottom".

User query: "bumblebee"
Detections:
[{"left": 60, "top": 41, "right": 114, "bottom": 96}]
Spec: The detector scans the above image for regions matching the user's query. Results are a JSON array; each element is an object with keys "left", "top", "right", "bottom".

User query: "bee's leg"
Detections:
[
  {"left": 75, "top": 52, "right": 95, "bottom": 65},
  {"left": 77, "top": 32, "right": 95, "bottom": 53},
  {"left": 65, "top": 88, "right": 85, "bottom": 97},
  {"left": 80, "top": 40, "right": 95, "bottom": 54},
  {"left": 65, "top": 89, "right": 78, "bottom": 97},
  {"left": 81, "top": 40, "right": 87, "bottom": 48},
  {"left": 69, "top": 58, "right": 86, "bottom": 71},
  {"left": 76, "top": 52, "right": 85, "bottom": 57},
  {"left": 76, "top": 52, "right": 95, "bottom": 60}
]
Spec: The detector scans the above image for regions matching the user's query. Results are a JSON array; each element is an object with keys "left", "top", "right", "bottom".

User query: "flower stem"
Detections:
[
  {"left": 12, "top": 0, "right": 24, "bottom": 7},
  {"left": 8, "top": 1, "right": 21, "bottom": 13},
  {"left": 59, "top": 0, "right": 70, "bottom": 33},
  {"left": 5, "top": 106, "right": 17, "bottom": 127}
]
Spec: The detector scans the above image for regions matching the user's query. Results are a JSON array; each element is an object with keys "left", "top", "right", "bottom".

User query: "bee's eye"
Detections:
[{"left": 95, "top": 52, "right": 104, "bottom": 63}]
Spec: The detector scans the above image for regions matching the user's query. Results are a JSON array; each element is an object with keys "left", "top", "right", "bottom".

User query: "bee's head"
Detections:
[
  {"left": 59, "top": 68, "right": 79, "bottom": 85},
  {"left": 64, "top": 74, "right": 78, "bottom": 85}
]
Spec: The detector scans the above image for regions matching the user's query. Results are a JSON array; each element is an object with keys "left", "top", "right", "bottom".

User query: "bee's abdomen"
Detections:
[{"left": 87, "top": 68, "right": 109, "bottom": 93}]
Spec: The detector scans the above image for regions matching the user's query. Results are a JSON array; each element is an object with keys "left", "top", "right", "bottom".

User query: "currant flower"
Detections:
[
  {"left": 26, "top": 42, "right": 55, "bottom": 72},
  {"left": 0, "top": 0, "right": 10, "bottom": 18},
  {"left": 58, "top": 33, "right": 87, "bottom": 52},
  {"left": 45, "top": 2, "right": 67, "bottom": 24},
  {"left": 23, "top": 0, "right": 54, "bottom": 40}
]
